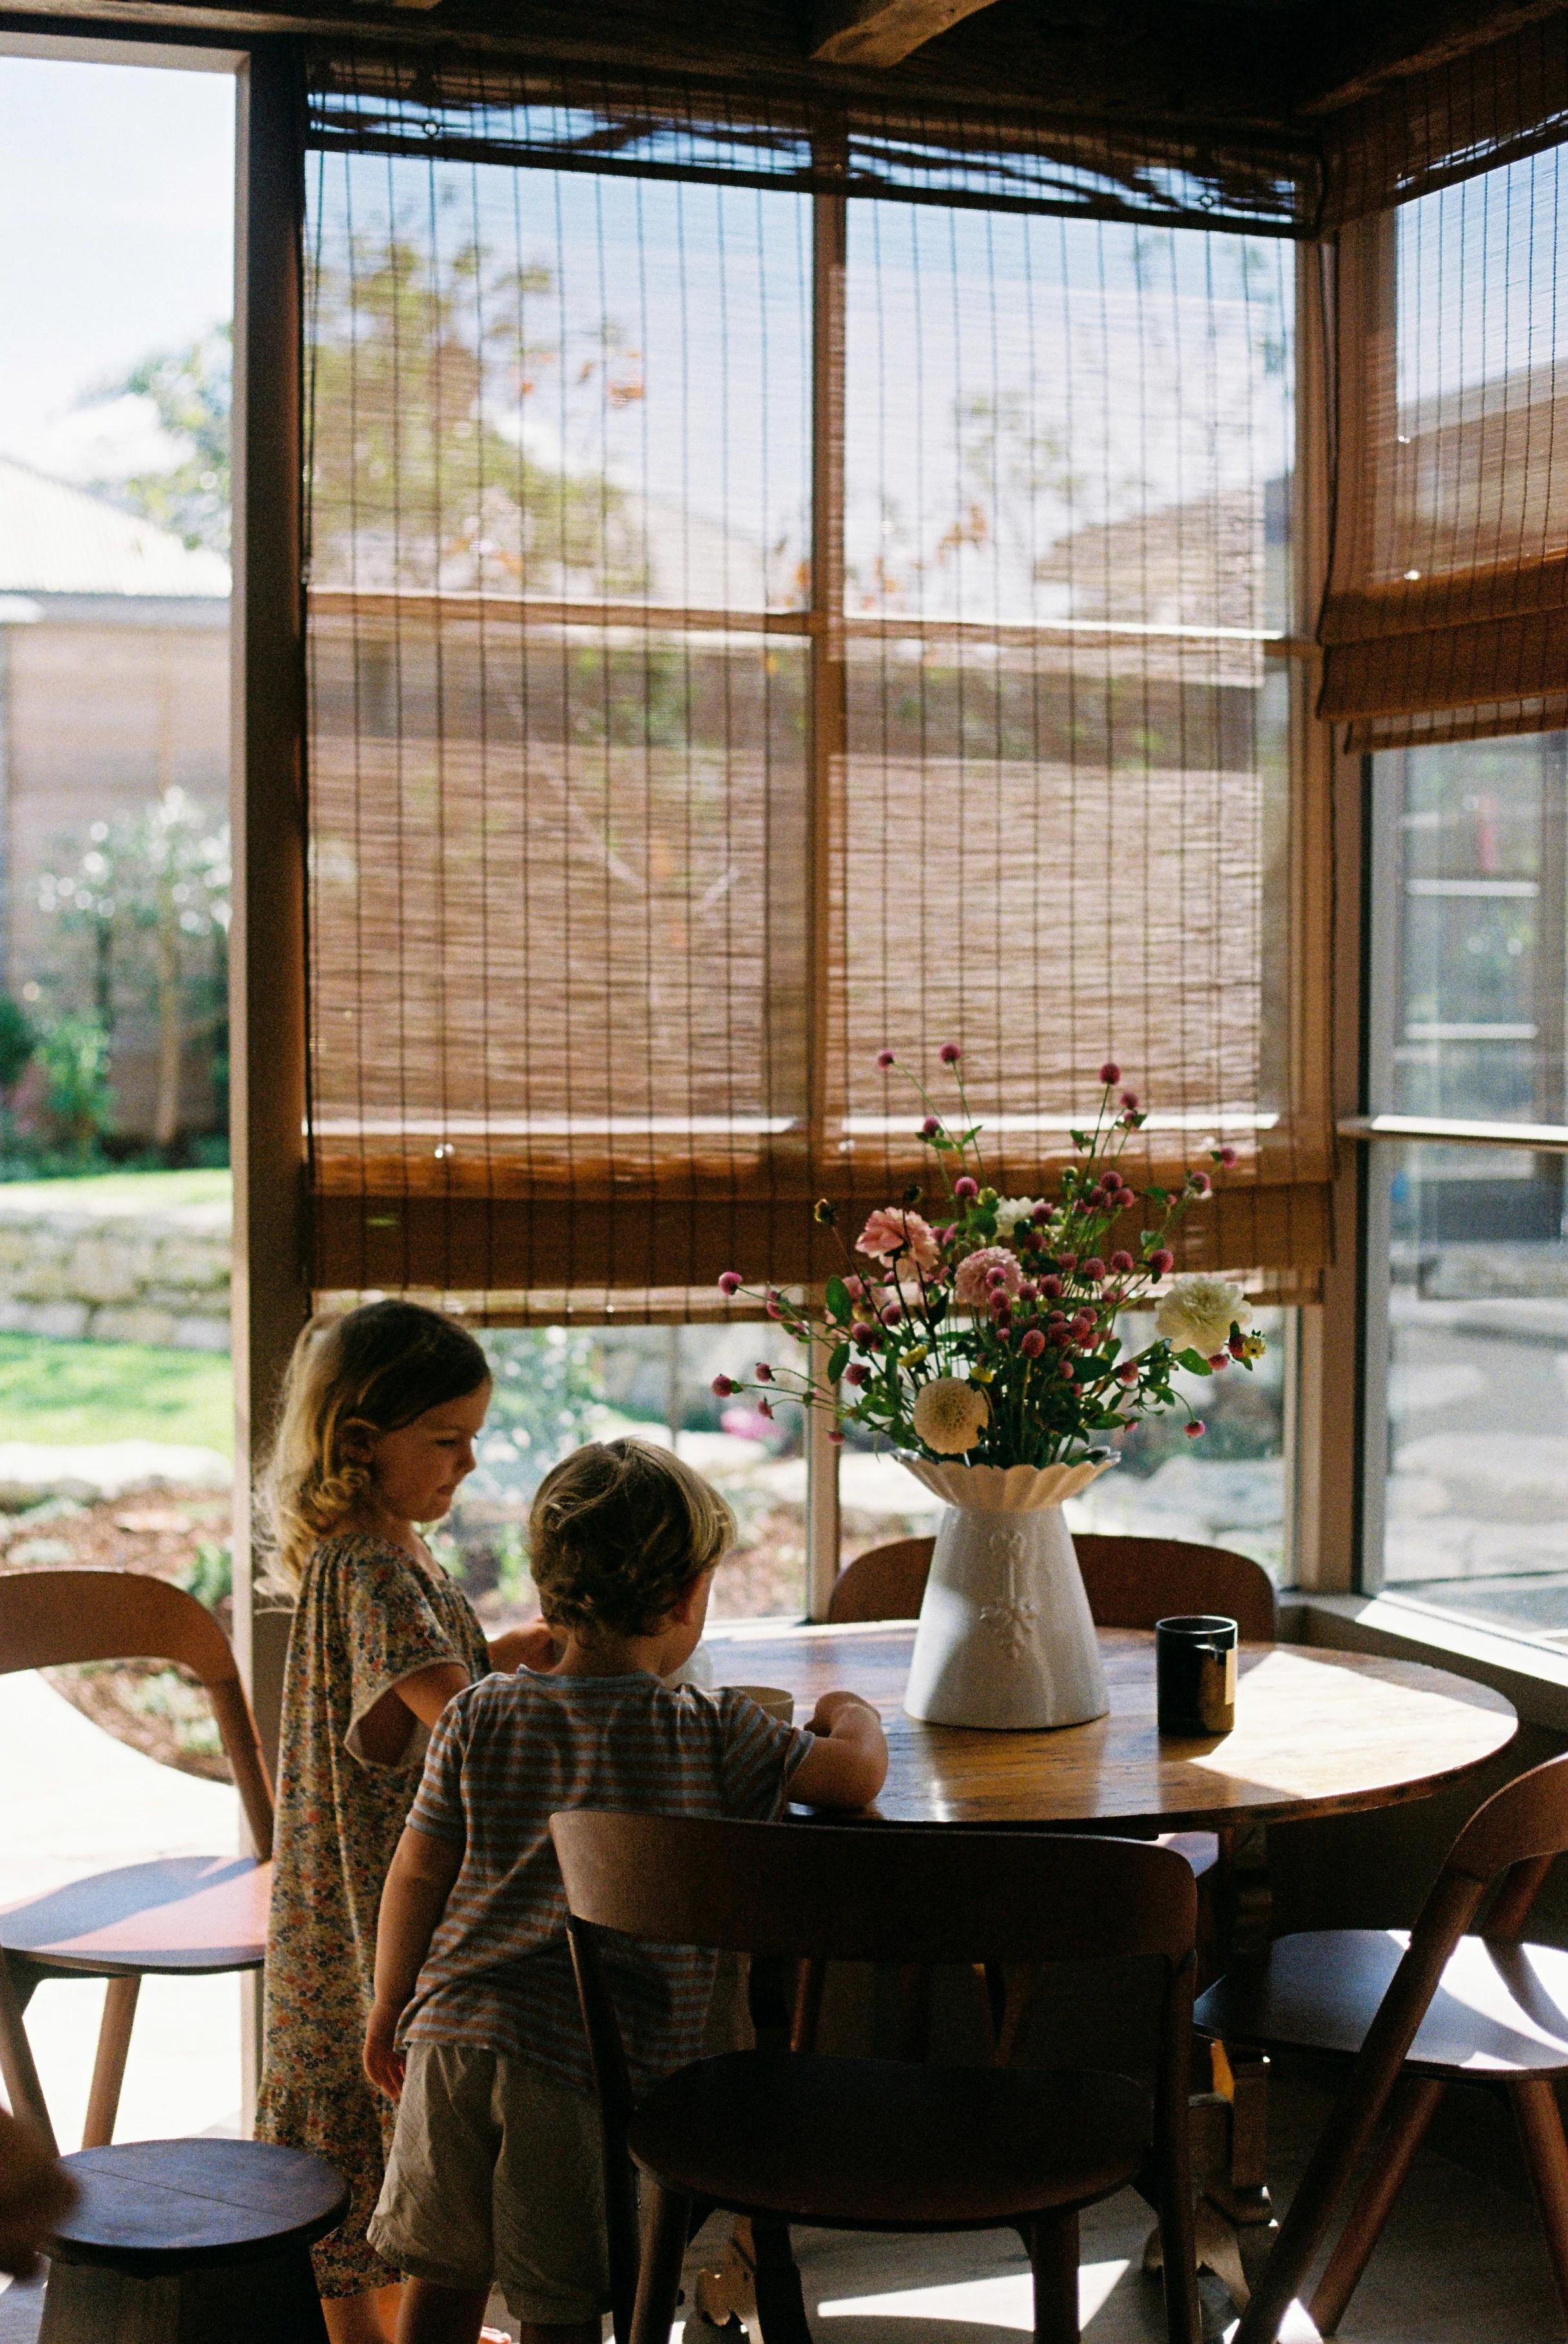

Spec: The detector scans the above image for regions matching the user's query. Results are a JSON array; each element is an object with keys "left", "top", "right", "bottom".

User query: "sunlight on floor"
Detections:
[{"left": 818, "top": 2265, "right": 1130, "bottom": 2329}]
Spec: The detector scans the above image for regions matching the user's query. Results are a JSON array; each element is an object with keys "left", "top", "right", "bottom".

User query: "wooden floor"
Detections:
[{"left": 1, "top": 2066, "right": 1558, "bottom": 2344}]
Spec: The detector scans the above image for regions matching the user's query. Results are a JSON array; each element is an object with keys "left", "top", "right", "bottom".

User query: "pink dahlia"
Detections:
[{"left": 858, "top": 1206, "right": 940, "bottom": 1273}]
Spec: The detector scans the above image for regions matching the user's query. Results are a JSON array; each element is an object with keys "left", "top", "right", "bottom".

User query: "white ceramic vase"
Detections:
[{"left": 902, "top": 1457, "right": 1118, "bottom": 1730}]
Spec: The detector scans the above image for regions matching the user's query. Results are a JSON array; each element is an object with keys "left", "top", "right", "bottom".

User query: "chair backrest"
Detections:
[
  {"left": 552, "top": 1810, "right": 1196, "bottom": 1969},
  {"left": 828, "top": 1531, "right": 1277, "bottom": 1642},
  {"left": 0, "top": 1568, "right": 275, "bottom": 1857}
]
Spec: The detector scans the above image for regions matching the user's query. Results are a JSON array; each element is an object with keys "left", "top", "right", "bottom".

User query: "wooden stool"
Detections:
[{"left": 40, "top": 2138, "right": 347, "bottom": 2343}]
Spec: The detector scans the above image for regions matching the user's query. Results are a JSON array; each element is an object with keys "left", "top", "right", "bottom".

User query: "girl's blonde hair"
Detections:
[
  {"left": 261, "top": 1299, "right": 490, "bottom": 1593},
  {"left": 528, "top": 1438, "right": 735, "bottom": 1638}
]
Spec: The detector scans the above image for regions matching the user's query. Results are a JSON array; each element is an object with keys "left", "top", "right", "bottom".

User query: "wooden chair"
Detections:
[
  {"left": 0, "top": 1569, "right": 274, "bottom": 2156},
  {"left": 828, "top": 1531, "right": 1277, "bottom": 1642},
  {"left": 1195, "top": 1748, "right": 1568, "bottom": 2343},
  {"left": 553, "top": 1811, "right": 1201, "bottom": 2344},
  {"left": 41, "top": 2136, "right": 345, "bottom": 2343}
]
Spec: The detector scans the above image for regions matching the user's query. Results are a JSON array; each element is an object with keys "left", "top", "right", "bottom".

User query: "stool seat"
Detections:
[
  {"left": 0, "top": 1859, "right": 270, "bottom": 1979},
  {"left": 51, "top": 2139, "right": 346, "bottom": 2272}
]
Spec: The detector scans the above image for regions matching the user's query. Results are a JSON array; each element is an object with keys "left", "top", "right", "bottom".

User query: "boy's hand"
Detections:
[
  {"left": 489, "top": 1622, "right": 560, "bottom": 1674},
  {"left": 806, "top": 1689, "right": 880, "bottom": 1736},
  {"left": 363, "top": 2001, "right": 407, "bottom": 2102}
]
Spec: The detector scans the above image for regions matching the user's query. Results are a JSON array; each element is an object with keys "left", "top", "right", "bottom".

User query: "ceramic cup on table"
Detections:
[
  {"left": 1155, "top": 1614, "right": 1238, "bottom": 1736},
  {"left": 725, "top": 1683, "right": 795, "bottom": 1725}
]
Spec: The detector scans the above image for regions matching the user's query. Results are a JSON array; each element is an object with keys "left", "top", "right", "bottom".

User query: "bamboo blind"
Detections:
[
  {"left": 302, "top": 104, "right": 1332, "bottom": 1316},
  {"left": 1321, "top": 144, "right": 1568, "bottom": 748}
]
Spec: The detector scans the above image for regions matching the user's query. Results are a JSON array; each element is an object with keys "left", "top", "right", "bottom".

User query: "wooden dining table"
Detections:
[{"left": 702, "top": 1617, "right": 1519, "bottom": 1839}]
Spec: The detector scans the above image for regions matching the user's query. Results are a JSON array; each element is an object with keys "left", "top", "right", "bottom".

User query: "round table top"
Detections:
[
  {"left": 52, "top": 2138, "right": 348, "bottom": 2271},
  {"left": 704, "top": 1620, "right": 1518, "bottom": 1830}
]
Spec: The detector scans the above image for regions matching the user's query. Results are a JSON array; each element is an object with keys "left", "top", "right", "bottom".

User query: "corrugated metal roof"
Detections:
[{"left": 0, "top": 457, "right": 229, "bottom": 599}]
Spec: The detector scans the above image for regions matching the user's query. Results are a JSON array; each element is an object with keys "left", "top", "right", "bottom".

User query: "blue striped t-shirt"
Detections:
[{"left": 400, "top": 1668, "right": 811, "bottom": 2097}]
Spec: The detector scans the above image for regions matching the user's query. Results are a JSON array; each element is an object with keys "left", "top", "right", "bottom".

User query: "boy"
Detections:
[{"left": 363, "top": 1437, "right": 888, "bottom": 2344}]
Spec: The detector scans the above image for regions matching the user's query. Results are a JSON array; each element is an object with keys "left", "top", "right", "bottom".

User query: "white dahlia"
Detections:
[
  {"left": 913, "top": 1376, "right": 989, "bottom": 1456},
  {"left": 1155, "top": 1274, "right": 1251, "bottom": 1359},
  {"left": 990, "top": 1196, "right": 1049, "bottom": 1244}
]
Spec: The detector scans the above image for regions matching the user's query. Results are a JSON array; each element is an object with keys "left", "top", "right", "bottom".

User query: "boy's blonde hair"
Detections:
[
  {"left": 528, "top": 1439, "right": 735, "bottom": 1638},
  {"left": 261, "top": 1299, "right": 490, "bottom": 1593}
]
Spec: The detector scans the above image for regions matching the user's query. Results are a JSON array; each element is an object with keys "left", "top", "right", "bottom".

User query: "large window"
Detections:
[{"left": 1368, "top": 733, "right": 1568, "bottom": 1640}]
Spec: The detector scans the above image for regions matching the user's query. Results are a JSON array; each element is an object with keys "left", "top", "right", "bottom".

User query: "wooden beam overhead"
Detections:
[{"left": 811, "top": 0, "right": 1002, "bottom": 68}]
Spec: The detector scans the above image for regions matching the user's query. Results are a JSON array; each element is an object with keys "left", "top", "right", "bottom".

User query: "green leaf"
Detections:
[
  {"left": 1176, "top": 1348, "right": 1212, "bottom": 1375},
  {"left": 826, "top": 1275, "right": 851, "bottom": 1322},
  {"left": 828, "top": 1342, "right": 851, "bottom": 1383}
]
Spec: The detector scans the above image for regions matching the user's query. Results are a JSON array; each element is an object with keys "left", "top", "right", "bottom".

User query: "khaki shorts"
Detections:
[{"left": 369, "top": 2042, "right": 610, "bottom": 2323}]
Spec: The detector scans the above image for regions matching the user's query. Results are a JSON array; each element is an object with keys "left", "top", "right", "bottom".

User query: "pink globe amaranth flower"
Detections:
[
  {"left": 1110, "top": 1250, "right": 1135, "bottom": 1274},
  {"left": 858, "top": 1206, "right": 940, "bottom": 1273},
  {"left": 765, "top": 1291, "right": 785, "bottom": 1319},
  {"left": 757, "top": 1396, "right": 775, "bottom": 1419},
  {"left": 711, "top": 1375, "right": 735, "bottom": 1397},
  {"left": 1228, "top": 1330, "right": 1247, "bottom": 1359},
  {"left": 1215, "top": 1143, "right": 1239, "bottom": 1168},
  {"left": 844, "top": 1273, "right": 866, "bottom": 1301},
  {"left": 1208, "top": 1352, "right": 1230, "bottom": 1370},
  {"left": 954, "top": 1246, "right": 1023, "bottom": 1307},
  {"left": 828, "top": 1428, "right": 845, "bottom": 1445},
  {"left": 1080, "top": 1257, "right": 1106, "bottom": 1283},
  {"left": 1020, "top": 1328, "right": 1046, "bottom": 1359},
  {"left": 843, "top": 1361, "right": 870, "bottom": 1387},
  {"left": 1040, "top": 1274, "right": 1063, "bottom": 1299},
  {"left": 953, "top": 1176, "right": 978, "bottom": 1203},
  {"left": 1099, "top": 1060, "right": 1121, "bottom": 1085},
  {"left": 1031, "top": 1203, "right": 1050, "bottom": 1223},
  {"left": 851, "top": 1321, "right": 880, "bottom": 1350},
  {"left": 718, "top": 1270, "right": 743, "bottom": 1297},
  {"left": 1186, "top": 1419, "right": 1206, "bottom": 1438},
  {"left": 1058, "top": 1251, "right": 1078, "bottom": 1272},
  {"left": 1018, "top": 1279, "right": 1038, "bottom": 1301},
  {"left": 1119, "top": 1089, "right": 1139, "bottom": 1110},
  {"left": 1047, "top": 1321, "right": 1069, "bottom": 1347},
  {"left": 1116, "top": 1361, "right": 1139, "bottom": 1386},
  {"left": 921, "top": 1115, "right": 941, "bottom": 1138},
  {"left": 940, "top": 1042, "right": 962, "bottom": 1064},
  {"left": 1086, "top": 1185, "right": 1108, "bottom": 1210},
  {"left": 1148, "top": 1248, "right": 1175, "bottom": 1277},
  {"left": 1060, "top": 1359, "right": 1075, "bottom": 1381},
  {"left": 1121, "top": 1111, "right": 1140, "bottom": 1130},
  {"left": 755, "top": 1361, "right": 773, "bottom": 1382},
  {"left": 880, "top": 1302, "right": 903, "bottom": 1326},
  {"left": 876, "top": 1048, "right": 896, "bottom": 1069},
  {"left": 1190, "top": 1170, "right": 1212, "bottom": 1195}
]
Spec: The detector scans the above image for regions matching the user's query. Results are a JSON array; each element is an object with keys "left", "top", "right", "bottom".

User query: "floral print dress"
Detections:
[{"left": 255, "top": 1533, "right": 491, "bottom": 2296}]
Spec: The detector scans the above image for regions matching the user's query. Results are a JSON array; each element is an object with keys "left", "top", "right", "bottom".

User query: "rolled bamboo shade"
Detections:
[
  {"left": 303, "top": 104, "right": 1333, "bottom": 1316},
  {"left": 1321, "top": 142, "right": 1568, "bottom": 748}
]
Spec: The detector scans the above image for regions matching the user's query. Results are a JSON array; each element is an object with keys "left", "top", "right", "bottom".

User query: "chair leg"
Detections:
[
  {"left": 1513, "top": 2078, "right": 1568, "bottom": 2329},
  {"left": 1308, "top": 2075, "right": 1444, "bottom": 2336},
  {"left": 82, "top": 1975, "right": 140, "bottom": 2151},
  {"left": 628, "top": 2180, "right": 690, "bottom": 2344},
  {"left": 1029, "top": 2210, "right": 1079, "bottom": 2344},
  {"left": 0, "top": 1951, "right": 55, "bottom": 2155},
  {"left": 751, "top": 2214, "right": 813, "bottom": 2344},
  {"left": 792, "top": 1959, "right": 827, "bottom": 2053}
]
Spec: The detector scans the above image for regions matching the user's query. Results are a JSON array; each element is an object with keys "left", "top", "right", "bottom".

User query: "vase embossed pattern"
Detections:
[{"left": 902, "top": 1457, "right": 1116, "bottom": 1730}]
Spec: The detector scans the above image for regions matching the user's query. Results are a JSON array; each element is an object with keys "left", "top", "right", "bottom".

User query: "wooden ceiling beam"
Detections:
[{"left": 810, "top": 0, "right": 1003, "bottom": 68}]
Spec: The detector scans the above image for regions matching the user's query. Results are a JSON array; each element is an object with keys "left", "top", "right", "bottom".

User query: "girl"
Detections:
[{"left": 255, "top": 1299, "right": 544, "bottom": 2344}]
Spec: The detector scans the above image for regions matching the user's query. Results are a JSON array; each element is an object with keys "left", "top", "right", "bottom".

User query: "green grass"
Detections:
[
  {"left": 0, "top": 1335, "right": 233, "bottom": 1454},
  {"left": 0, "top": 1169, "right": 231, "bottom": 1210}
]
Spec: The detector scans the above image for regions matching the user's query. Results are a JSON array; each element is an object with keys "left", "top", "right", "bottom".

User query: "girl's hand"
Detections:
[
  {"left": 363, "top": 2001, "right": 407, "bottom": 2102},
  {"left": 490, "top": 1623, "right": 560, "bottom": 1674}
]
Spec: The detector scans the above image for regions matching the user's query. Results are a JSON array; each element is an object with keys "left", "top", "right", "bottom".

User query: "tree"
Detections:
[
  {"left": 82, "top": 326, "right": 231, "bottom": 558},
  {"left": 39, "top": 791, "right": 230, "bottom": 1154}
]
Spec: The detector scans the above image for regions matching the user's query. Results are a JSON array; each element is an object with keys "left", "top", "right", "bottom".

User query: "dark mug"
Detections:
[{"left": 1156, "top": 1614, "right": 1238, "bottom": 1736}]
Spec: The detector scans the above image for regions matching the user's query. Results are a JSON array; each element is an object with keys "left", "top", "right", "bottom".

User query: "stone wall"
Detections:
[{"left": 0, "top": 1190, "right": 229, "bottom": 1351}]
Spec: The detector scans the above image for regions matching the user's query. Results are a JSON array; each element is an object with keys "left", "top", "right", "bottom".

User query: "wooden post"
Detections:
[
  {"left": 230, "top": 39, "right": 310, "bottom": 2113},
  {"left": 806, "top": 1322, "right": 842, "bottom": 1620}
]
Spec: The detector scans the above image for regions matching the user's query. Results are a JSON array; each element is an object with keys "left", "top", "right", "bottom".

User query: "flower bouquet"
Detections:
[{"left": 715, "top": 1051, "right": 1266, "bottom": 1730}]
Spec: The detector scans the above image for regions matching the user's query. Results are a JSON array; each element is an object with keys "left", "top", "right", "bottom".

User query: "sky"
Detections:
[{"left": 0, "top": 52, "right": 235, "bottom": 478}]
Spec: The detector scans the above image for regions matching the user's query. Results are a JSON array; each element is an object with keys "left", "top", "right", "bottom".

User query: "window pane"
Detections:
[
  {"left": 439, "top": 1324, "right": 806, "bottom": 1631},
  {"left": 1370, "top": 731, "right": 1568, "bottom": 1636},
  {"left": 1379, "top": 1143, "right": 1568, "bottom": 1636},
  {"left": 1382, "top": 733, "right": 1566, "bottom": 1128}
]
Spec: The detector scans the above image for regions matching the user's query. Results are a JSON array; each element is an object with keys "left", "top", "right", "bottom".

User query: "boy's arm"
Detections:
[
  {"left": 786, "top": 1690, "right": 888, "bottom": 1810},
  {"left": 364, "top": 1825, "right": 464, "bottom": 2100}
]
